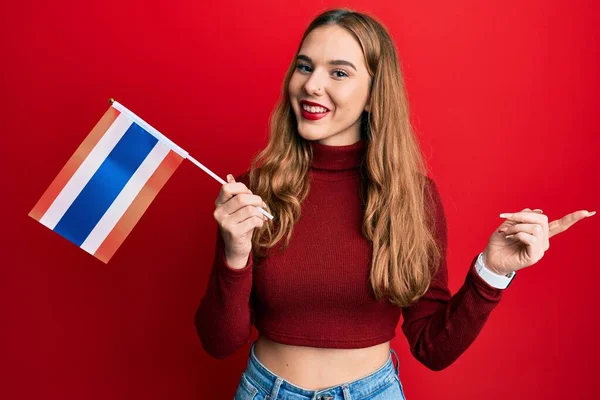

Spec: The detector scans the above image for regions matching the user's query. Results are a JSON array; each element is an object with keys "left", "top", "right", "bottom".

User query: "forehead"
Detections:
[{"left": 298, "top": 25, "right": 366, "bottom": 69}]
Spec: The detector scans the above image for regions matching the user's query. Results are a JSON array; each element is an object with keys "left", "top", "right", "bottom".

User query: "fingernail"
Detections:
[
  {"left": 500, "top": 213, "right": 512, "bottom": 218},
  {"left": 227, "top": 174, "right": 234, "bottom": 182},
  {"left": 588, "top": 211, "right": 596, "bottom": 217}
]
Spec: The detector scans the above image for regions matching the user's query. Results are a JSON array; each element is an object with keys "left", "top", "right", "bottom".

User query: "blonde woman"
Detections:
[{"left": 195, "top": 8, "right": 593, "bottom": 400}]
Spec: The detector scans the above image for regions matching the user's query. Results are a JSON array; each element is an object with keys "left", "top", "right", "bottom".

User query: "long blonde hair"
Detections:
[{"left": 246, "top": 8, "right": 442, "bottom": 308}]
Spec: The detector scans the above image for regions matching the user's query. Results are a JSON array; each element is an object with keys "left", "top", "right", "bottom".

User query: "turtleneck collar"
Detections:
[{"left": 310, "top": 138, "right": 367, "bottom": 171}]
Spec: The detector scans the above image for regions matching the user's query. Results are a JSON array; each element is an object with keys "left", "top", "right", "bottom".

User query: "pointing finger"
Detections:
[{"left": 548, "top": 210, "right": 595, "bottom": 239}]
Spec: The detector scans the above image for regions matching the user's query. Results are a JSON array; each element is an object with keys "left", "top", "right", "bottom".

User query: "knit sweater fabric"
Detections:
[{"left": 195, "top": 139, "right": 504, "bottom": 371}]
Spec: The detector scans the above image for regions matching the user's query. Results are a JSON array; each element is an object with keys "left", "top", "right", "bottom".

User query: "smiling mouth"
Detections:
[
  {"left": 302, "top": 103, "right": 329, "bottom": 113},
  {"left": 300, "top": 102, "right": 330, "bottom": 121}
]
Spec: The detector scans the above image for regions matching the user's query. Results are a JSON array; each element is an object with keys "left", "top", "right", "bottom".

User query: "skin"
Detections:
[
  {"left": 247, "top": 24, "right": 596, "bottom": 390},
  {"left": 485, "top": 208, "right": 595, "bottom": 275},
  {"left": 288, "top": 25, "right": 371, "bottom": 146},
  {"left": 254, "top": 25, "right": 389, "bottom": 390}
]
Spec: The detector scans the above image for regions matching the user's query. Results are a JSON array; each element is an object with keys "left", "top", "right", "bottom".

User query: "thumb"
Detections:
[{"left": 227, "top": 174, "right": 235, "bottom": 183}]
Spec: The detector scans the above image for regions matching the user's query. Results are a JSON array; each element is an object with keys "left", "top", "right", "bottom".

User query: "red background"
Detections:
[{"left": 1, "top": 0, "right": 599, "bottom": 399}]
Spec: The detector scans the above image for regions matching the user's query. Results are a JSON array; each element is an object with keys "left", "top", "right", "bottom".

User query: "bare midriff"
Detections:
[{"left": 253, "top": 335, "right": 391, "bottom": 390}]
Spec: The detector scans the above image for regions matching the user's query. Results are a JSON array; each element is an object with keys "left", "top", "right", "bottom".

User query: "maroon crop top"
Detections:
[{"left": 195, "top": 139, "right": 504, "bottom": 371}]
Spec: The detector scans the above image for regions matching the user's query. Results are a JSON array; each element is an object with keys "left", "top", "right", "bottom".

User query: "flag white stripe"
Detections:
[
  {"left": 40, "top": 114, "right": 133, "bottom": 230},
  {"left": 110, "top": 101, "right": 189, "bottom": 158},
  {"left": 80, "top": 142, "right": 170, "bottom": 255}
]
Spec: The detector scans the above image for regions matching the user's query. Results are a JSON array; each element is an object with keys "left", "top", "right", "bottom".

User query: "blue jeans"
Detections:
[{"left": 234, "top": 341, "right": 407, "bottom": 399}]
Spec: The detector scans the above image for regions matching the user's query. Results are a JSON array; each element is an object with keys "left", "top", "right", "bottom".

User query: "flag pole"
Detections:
[
  {"left": 108, "top": 98, "right": 274, "bottom": 221},
  {"left": 186, "top": 155, "right": 274, "bottom": 220}
]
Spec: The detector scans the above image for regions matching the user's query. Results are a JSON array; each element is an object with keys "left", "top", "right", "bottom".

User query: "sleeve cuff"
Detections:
[
  {"left": 219, "top": 247, "right": 253, "bottom": 275},
  {"left": 474, "top": 252, "right": 515, "bottom": 290},
  {"left": 466, "top": 254, "right": 505, "bottom": 301}
]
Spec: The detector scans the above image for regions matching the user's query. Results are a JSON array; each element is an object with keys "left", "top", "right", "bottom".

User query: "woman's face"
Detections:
[{"left": 288, "top": 25, "right": 371, "bottom": 146}]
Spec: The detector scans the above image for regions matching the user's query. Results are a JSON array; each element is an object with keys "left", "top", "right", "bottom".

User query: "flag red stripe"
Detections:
[
  {"left": 29, "top": 107, "right": 121, "bottom": 221},
  {"left": 93, "top": 150, "right": 184, "bottom": 263}
]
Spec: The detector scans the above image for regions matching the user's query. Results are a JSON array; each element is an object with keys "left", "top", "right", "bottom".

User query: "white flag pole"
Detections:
[
  {"left": 187, "top": 155, "right": 274, "bottom": 220},
  {"left": 108, "top": 98, "right": 274, "bottom": 221}
]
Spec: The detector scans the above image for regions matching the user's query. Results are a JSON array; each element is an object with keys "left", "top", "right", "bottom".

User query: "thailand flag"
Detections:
[{"left": 29, "top": 100, "right": 188, "bottom": 263}]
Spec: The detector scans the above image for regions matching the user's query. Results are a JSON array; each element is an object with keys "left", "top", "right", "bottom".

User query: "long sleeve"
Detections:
[
  {"left": 400, "top": 178, "right": 504, "bottom": 371},
  {"left": 194, "top": 225, "right": 255, "bottom": 359}
]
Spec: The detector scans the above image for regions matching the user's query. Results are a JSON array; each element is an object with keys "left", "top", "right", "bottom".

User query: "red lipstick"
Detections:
[{"left": 300, "top": 100, "right": 330, "bottom": 121}]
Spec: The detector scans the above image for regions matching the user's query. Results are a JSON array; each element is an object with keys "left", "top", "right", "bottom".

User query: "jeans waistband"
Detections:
[{"left": 244, "top": 341, "right": 401, "bottom": 399}]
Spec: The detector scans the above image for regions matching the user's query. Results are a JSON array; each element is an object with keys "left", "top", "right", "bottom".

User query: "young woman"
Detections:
[{"left": 195, "top": 8, "right": 593, "bottom": 400}]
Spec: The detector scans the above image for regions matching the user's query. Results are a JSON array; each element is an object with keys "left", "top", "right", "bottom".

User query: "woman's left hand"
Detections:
[{"left": 482, "top": 208, "right": 595, "bottom": 276}]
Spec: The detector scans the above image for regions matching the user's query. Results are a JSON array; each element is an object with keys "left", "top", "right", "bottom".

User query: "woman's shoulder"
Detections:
[
  {"left": 421, "top": 174, "right": 445, "bottom": 218},
  {"left": 419, "top": 174, "right": 440, "bottom": 199}
]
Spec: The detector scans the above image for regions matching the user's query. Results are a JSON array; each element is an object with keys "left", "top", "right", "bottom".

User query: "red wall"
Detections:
[{"left": 1, "top": 0, "right": 598, "bottom": 399}]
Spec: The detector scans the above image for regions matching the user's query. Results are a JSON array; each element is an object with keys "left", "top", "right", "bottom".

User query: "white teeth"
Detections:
[{"left": 302, "top": 104, "right": 328, "bottom": 113}]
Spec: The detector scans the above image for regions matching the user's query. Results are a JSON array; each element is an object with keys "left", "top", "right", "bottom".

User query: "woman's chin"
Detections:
[{"left": 297, "top": 128, "right": 326, "bottom": 141}]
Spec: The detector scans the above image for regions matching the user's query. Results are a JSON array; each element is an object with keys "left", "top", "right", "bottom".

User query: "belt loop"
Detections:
[
  {"left": 269, "top": 377, "right": 283, "bottom": 400},
  {"left": 341, "top": 384, "right": 352, "bottom": 400},
  {"left": 390, "top": 348, "right": 400, "bottom": 375}
]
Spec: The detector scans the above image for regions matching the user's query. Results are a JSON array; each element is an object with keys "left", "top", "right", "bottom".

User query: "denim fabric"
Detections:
[{"left": 234, "top": 341, "right": 406, "bottom": 400}]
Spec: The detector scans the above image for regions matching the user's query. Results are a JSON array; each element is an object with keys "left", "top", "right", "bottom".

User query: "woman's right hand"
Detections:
[{"left": 213, "top": 174, "right": 267, "bottom": 269}]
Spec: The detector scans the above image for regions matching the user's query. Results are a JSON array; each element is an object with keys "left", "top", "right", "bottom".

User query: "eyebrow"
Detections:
[{"left": 296, "top": 54, "right": 357, "bottom": 72}]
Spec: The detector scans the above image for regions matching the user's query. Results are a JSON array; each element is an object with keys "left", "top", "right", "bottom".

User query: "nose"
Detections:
[{"left": 303, "top": 70, "right": 326, "bottom": 96}]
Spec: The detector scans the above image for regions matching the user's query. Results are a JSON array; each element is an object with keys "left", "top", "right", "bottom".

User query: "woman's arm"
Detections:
[
  {"left": 194, "top": 173, "right": 255, "bottom": 359},
  {"left": 401, "top": 178, "right": 504, "bottom": 371}
]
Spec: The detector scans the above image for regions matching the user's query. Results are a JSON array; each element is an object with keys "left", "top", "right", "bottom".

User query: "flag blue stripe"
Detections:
[{"left": 53, "top": 122, "right": 159, "bottom": 247}]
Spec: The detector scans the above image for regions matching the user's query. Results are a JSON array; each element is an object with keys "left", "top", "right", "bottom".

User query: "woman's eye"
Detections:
[
  {"left": 296, "top": 65, "right": 349, "bottom": 79},
  {"left": 296, "top": 64, "right": 312, "bottom": 73}
]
